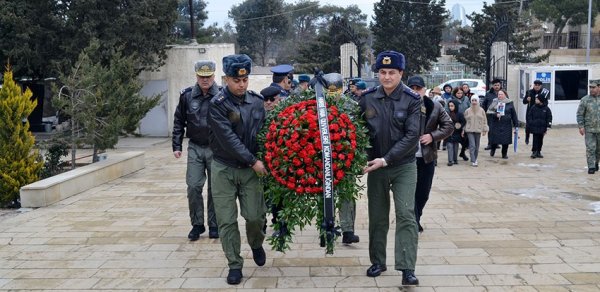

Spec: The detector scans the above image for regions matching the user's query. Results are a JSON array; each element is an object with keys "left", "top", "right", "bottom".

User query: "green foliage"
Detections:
[
  {"left": 53, "top": 41, "right": 160, "bottom": 163},
  {"left": 456, "top": 2, "right": 550, "bottom": 76},
  {"left": 0, "top": 0, "right": 178, "bottom": 79},
  {"left": 39, "top": 138, "right": 70, "bottom": 179},
  {"left": 230, "top": 0, "right": 290, "bottom": 66},
  {"left": 0, "top": 66, "right": 43, "bottom": 206},
  {"left": 293, "top": 5, "right": 369, "bottom": 73},
  {"left": 371, "top": 0, "right": 447, "bottom": 76},
  {"left": 172, "top": 0, "right": 209, "bottom": 40}
]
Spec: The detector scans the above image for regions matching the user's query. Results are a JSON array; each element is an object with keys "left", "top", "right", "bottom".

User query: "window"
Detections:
[{"left": 554, "top": 70, "right": 588, "bottom": 101}]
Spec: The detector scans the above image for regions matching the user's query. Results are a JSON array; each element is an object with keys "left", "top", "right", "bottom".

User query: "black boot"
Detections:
[
  {"left": 536, "top": 151, "right": 544, "bottom": 158},
  {"left": 490, "top": 148, "right": 496, "bottom": 157},
  {"left": 226, "top": 269, "right": 243, "bottom": 285},
  {"left": 188, "top": 225, "right": 205, "bottom": 241},
  {"left": 401, "top": 269, "right": 419, "bottom": 286},
  {"left": 530, "top": 152, "right": 536, "bottom": 159},
  {"left": 342, "top": 232, "right": 359, "bottom": 244}
]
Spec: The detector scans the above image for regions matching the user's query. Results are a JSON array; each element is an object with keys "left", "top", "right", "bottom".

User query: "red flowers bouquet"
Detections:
[{"left": 258, "top": 90, "right": 369, "bottom": 253}]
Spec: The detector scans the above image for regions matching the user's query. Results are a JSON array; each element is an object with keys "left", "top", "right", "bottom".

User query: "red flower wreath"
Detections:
[{"left": 263, "top": 99, "right": 357, "bottom": 194}]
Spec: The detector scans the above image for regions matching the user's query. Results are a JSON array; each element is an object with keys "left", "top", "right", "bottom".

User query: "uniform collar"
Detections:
[
  {"left": 225, "top": 87, "right": 250, "bottom": 104},
  {"left": 374, "top": 84, "right": 402, "bottom": 100},
  {"left": 193, "top": 82, "right": 220, "bottom": 98}
]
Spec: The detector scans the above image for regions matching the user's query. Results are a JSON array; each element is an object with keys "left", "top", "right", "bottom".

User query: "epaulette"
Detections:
[
  {"left": 212, "top": 91, "right": 227, "bottom": 105},
  {"left": 402, "top": 84, "right": 421, "bottom": 99},
  {"left": 248, "top": 90, "right": 264, "bottom": 100},
  {"left": 180, "top": 86, "right": 192, "bottom": 96},
  {"left": 362, "top": 86, "right": 378, "bottom": 96}
]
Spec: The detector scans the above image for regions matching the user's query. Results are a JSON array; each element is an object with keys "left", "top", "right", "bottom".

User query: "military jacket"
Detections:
[
  {"left": 359, "top": 84, "right": 423, "bottom": 167},
  {"left": 172, "top": 82, "right": 221, "bottom": 151},
  {"left": 208, "top": 87, "right": 266, "bottom": 168},
  {"left": 577, "top": 94, "right": 600, "bottom": 133}
]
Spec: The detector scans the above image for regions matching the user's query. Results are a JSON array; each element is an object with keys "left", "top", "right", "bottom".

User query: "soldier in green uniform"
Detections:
[
  {"left": 359, "top": 51, "right": 422, "bottom": 286},
  {"left": 576, "top": 79, "right": 600, "bottom": 174},
  {"left": 172, "top": 60, "right": 220, "bottom": 240},
  {"left": 208, "top": 54, "right": 268, "bottom": 285}
]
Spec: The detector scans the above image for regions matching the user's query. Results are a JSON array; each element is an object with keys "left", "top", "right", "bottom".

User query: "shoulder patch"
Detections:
[
  {"left": 212, "top": 91, "right": 227, "bottom": 105},
  {"left": 362, "top": 86, "right": 378, "bottom": 96},
  {"left": 247, "top": 90, "right": 264, "bottom": 100},
  {"left": 180, "top": 86, "right": 192, "bottom": 96},
  {"left": 402, "top": 84, "right": 420, "bottom": 99}
]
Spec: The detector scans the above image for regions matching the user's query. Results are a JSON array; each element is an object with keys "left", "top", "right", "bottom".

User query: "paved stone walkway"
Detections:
[{"left": 1, "top": 128, "right": 600, "bottom": 291}]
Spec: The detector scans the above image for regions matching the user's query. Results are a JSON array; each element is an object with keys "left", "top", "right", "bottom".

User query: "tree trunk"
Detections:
[{"left": 92, "top": 145, "right": 99, "bottom": 163}]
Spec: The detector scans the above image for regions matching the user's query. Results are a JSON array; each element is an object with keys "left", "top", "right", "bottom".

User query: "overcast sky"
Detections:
[{"left": 204, "top": 0, "right": 486, "bottom": 27}]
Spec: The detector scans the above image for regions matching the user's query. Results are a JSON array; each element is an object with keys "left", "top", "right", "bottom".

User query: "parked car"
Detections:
[{"left": 437, "top": 79, "right": 487, "bottom": 97}]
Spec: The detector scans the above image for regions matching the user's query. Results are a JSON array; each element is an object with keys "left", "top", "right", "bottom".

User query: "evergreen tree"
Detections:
[
  {"left": 0, "top": 0, "right": 178, "bottom": 79},
  {"left": 230, "top": 0, "right": 290, "bottom": 65},
  {"left": 0, "top": 66, "right": 43, "bottom": 206},
  {"left": 371, "top": 0, "right": 447, "bottom": 76},
  {"left": 456, "top": 2, "right": 549, "bottom": 76},
  {"left": 54, "top": 41, "right": 160, "bottom": 164}
]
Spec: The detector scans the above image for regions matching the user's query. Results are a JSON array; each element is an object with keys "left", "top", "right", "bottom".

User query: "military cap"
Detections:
[
  {"left": 374, "top": 50, "right": 405, "bottom": 71},
  {"left": 298, "top": 74, "right": 310, "bottom": 83},
  {"left": 590, "top": 79, "right": 600, "bottom": 86},
  {"left": 222, "top": 54, "right": 252, "bottom": 77},
  {"left": 407, "top": 76, "right": 425, "bottom": 88},
  {"left": 533, "top": 80, "right": 543, "bottom": 85},
  {"left": 356, "top": 81, "right": 367, "bottom": 90},
  {"left": 260, "top": 86, "right": 281, "bottom": 100},
  {"left": 348, "top": 78, "right": 362, "bottom": 86},
  {"left": 323, "top": 73, "right": 344, "bottom": 93},
  {"left": 194, "top": 60, "right": 216, "bottom": 77},
  {"left": 270, "top": 64, "right": 294, "bottom": 76}
]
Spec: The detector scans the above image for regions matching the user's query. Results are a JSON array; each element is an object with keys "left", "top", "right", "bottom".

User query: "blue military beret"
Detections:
[
  {"left": 356, "top": 81, "right": 367, "bottom": 90},
  {"left": 374, "top": 50, "right": 406, "bottom": 71},
  {"left": 270, "top": 64, "right": 294, "bottom": 76},
  {"left": 298, "top": 74, "right": 310, "bottom": 83},
  {"left": 222, "top": 54, "right": 252, "bottom": 77}
]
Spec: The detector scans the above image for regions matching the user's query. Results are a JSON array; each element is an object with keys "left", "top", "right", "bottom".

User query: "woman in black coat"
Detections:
[
  {"left": 526, "top": 95, "right": 552, "bottom": 158},
  {"left": 486, "top": 89, "right": 519, "bottom": 159}
]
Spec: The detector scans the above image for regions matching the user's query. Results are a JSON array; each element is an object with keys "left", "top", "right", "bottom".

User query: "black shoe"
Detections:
[
  {"left": 484, "top": 145, "right": 491, "bottom": 150},
  {"left": 226, "top": 269, "right": 243, "bottom": 285},
  {"left": 418, "top": 223, "right": 424, "bottom": 233},
  {"left": 188, "top": 225, "right": 205, "bottom": 241},
  {"left": 525, "top": 137, "right": 529, "bottom": 145},
  {"left": 502, "top": 155, "right": 508, "bottom": 159},
  {"left": 447, "top": 162, "right": 453, "bottom": 166},
  {"left": 401, "top": 270, "right": 419, "bottom": 286},
  {"left": 530, "top": 152, "right": 536, "bottom": 159},
  {"left": 460, "top": 153, "right": 468, "bottom": 161},
  {"left": 366, "top": 264, "right": 387, "bottom": 277},
  {"left": 589, "top": 168, "right": 596, "bottom": 174},
  {"left": 453, "top": 161, "right": 458, "bottom": 165},
  {"left": 536, "top": 151, "right": 544, "bottom": 158},
  {"left": 490, "top": 148, "right": 495, "bottom": 157},
  {"left": 342, "top": 232, "right": 359, "bottom": 244},
  {"left": 252, "top": 246, "right": 266, "bottom": 266},
  {"left": 208, "top": 227, "right": 219, "bottom": 239}
]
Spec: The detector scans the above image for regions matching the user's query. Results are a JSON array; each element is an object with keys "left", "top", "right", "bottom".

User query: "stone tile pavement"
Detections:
[{"left": 1, "top": 128, "right": 600, "bottom": 291}]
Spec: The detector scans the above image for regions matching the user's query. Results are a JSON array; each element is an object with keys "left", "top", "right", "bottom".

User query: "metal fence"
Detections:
[
  {"left": 539, "top": 32, "right": 600, "bottom": 49},
  {"left": 421, "top": 62, "right": 480, "bottom": 88}
]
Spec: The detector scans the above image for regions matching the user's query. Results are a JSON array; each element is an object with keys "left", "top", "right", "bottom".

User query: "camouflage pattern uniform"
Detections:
[{"left": 576, "top": 81, "right": 600, "bottom": 171}]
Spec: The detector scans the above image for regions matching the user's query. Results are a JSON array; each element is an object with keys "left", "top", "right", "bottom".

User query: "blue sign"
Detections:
[{"left": 536, "top": 72, "right": 552, "bottom": 84}]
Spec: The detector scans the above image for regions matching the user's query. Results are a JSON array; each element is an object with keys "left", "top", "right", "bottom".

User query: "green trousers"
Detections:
[
  {"left": 367, "top": 162, "right": 418, "bottom": 271},
  {"left": 585, "top": 132, "right": 600, "bottom": 168},
  {"left": 211, "top": 160, "right": 266, "bottom": 269},
  {"left": 186, "top": 141, "right": 216, "bottom": 228},
  {"left": 339, "top": 199, "right": 356, "bottom": 232}
]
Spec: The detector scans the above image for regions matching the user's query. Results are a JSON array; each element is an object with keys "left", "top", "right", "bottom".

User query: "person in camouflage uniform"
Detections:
[{"left": 577, "top": 79, "right": 600, "bottom": 174}]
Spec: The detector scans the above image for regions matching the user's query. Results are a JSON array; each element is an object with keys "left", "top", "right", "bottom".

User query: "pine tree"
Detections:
[
  {"left": 371, "top": 0, "right": 447, "bottom": 76},
  {"left": 0, "top": 66, "right": 43, "bottom": 206}
]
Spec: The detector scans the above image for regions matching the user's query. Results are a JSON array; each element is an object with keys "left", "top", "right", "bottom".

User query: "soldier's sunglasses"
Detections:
[{"left": 265, "top": 96, "right": 277, "bottom": 102}]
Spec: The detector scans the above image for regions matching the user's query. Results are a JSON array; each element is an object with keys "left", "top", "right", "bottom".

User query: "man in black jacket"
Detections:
[
  {"left": 208, "top": 54, "right": 268, "bottom": 285},
  {"left": 360, "top": 51, "right": 422, "bottom": 286},
  {"left": 172, "top": 60, "right": 220, "bottom": 241},
  {"left": 482, "top": 79, "right": 502, "bottom": 150},
  {"left": 523, "top": 80, "right": 549, "bottom": 145}
]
